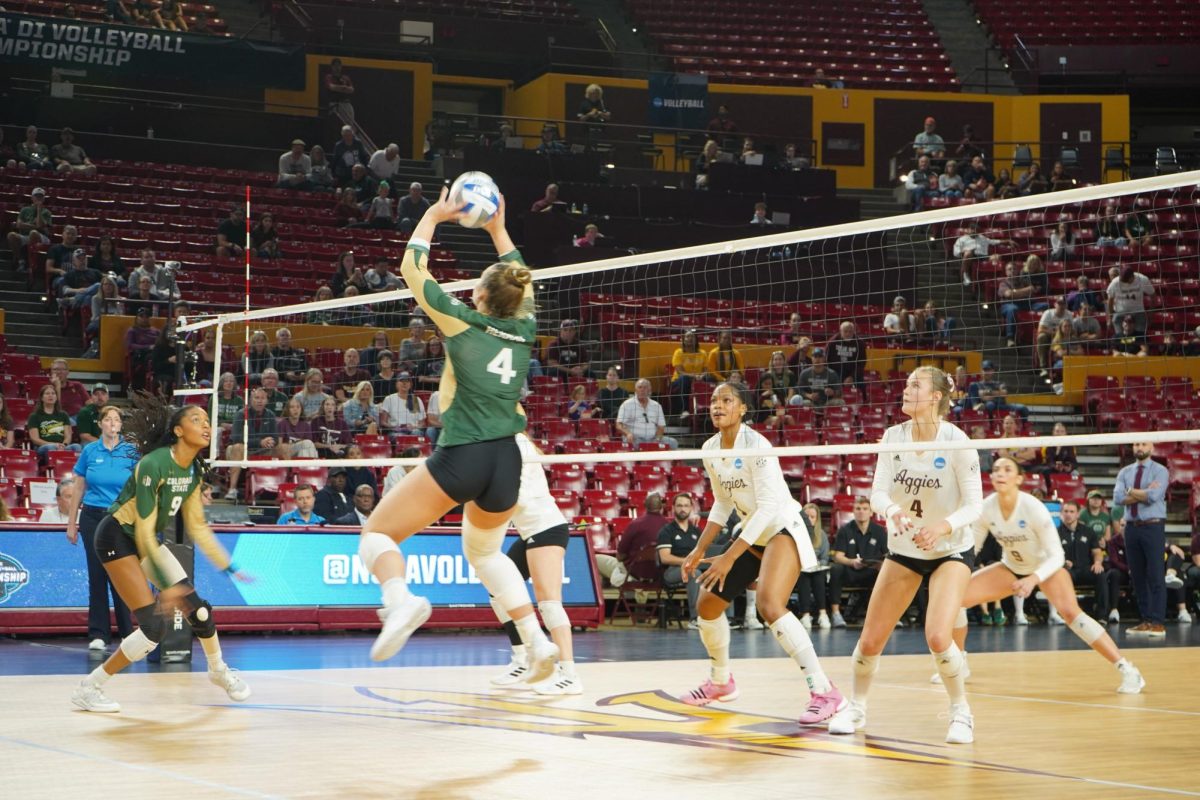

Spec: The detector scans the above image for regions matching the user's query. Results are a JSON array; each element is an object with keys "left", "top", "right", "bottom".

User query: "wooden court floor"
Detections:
[{"left": 2, "top": 646, "right": 1197, "bottom": 799}]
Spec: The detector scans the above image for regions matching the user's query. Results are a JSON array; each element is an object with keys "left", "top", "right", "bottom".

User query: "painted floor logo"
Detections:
[
  {"left": 247, "top": 686, "right": 1041, "bottom": 776},
  {"left": 0, "top": 552, "right": 30, "bottom": 604}
]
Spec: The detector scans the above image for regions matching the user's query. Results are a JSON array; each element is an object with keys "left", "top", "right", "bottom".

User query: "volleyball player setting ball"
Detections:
[
  {"left": 678, "top": 382, "right": 846, "bottom": 725},
  {"left": 945, "top": 457, "right": 1143, "bottom": 693},
  {"left": 487, "top": 432, "right": 581, "bottom": 695},
  {"left": 71, "top": 404, "right": 252, "bottom": 713},
  {"left": 828, "top": 366, "right": 983, "bottom": 744},
  {"left": 358, "top": 182, "right": 559, "bottom": 682}
]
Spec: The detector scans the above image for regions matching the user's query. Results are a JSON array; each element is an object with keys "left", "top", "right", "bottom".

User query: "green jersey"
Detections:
[
  {"left": 1078, "top": 508, "right": 1112, "bottom": 538},
  {"left": 110, "top": 446, "right": 202, "bottom": 539},
  {"left": 405, "top": 244, "right": 535, "bottom": 447}
]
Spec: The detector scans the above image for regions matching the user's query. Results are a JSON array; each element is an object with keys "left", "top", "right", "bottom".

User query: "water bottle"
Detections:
[
  {"left": 582, "top": 203, "right": 589, "bottom": 215},
  {"left": 147, "top": 126, "right": 155, "bottom": 139}
]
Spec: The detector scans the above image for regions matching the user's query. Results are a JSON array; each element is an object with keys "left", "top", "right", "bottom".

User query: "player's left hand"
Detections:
[
  {"left": 912, "top": 520, "right": 951, "bottom": 551},
  {"left": 428, "top": 186, "right": 468, "bottom": 224},
  {"left": 481, "top": 193, "right": 507, "bottom": 236},
  {"left": 1011, "top": 574, "right": 1040, "bottom": 598},
  {"left": 697, "top": 554, "right": 734, "bottom": 594}
]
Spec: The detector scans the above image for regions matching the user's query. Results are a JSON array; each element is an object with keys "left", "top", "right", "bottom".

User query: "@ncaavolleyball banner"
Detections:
[
  {"left": 0, "top": 11, "right": 304, "bottom": 87},
  {"left": 647, "top": 72, "right": 709, "bottom": 130}
]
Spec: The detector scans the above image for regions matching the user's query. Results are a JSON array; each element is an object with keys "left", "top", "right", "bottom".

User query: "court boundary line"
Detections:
[{"left": 875, "top": 681, "right": 1200, "bottom": 718}]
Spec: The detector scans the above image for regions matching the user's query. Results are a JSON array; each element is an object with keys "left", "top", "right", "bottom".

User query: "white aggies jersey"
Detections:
[
  {"left": 973, "top": 491, "right": 1064, "bottom": 582},
  {"left": 702, "top": 425, "right": 817, "bottom": 568},
  {"left": 870, "top": 420, "right": 983, "bottom": 559},
  {"left": 509, "top": 433, "right": 569, "bottom": 539}
]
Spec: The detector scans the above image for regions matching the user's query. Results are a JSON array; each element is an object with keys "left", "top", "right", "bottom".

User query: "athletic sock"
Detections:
[
  {"left": 1013, "top": 595, "right": 1025, "bottom": 617},
  {"left": 199, "top": 632, "right": 225, "bottom": 671},
  {"left": 850, "top": 643, "right": 879, "bottom": 705},
  {"left": 382, "top": 577, "right": 411, "bottom": 607},
  {"left": 1115, "top": 657, "right": 1131, "bottom": 670},
  {"left": 88, "top": 665, "right": 112, "bottom": 686},
  {"left": 769, "top": 612, "right": 832, "bottom": 694},
  {"left": 514, "top": 613, "right": 549, "bottom": 647},
  {"left": 933, "top": 643, "right": 968, "bottom": 706},
  {"left": 560, "top": 660, "right": 577, "bottom": 678},
  {"left": 698, "top": 615, "right": 732, "bottom": 684}
]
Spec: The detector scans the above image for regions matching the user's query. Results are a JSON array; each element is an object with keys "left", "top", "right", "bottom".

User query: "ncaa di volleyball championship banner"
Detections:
[
  {"left": 0, "top": 12, "right": 303, "bottom": 87},
  {"left": 0, "top": 529, "right": 597, "bottom": 608},
  {"left": 647, "top": 72, "right": 708, "bottom": 129}
]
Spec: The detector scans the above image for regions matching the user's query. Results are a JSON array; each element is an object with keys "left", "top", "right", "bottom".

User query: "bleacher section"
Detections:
[
  {"left": 975, "top": 0, "right": 1200, "bottom": 49},
  {"left": 295, "top": 0, "right": 581, "bottom": 23},
  {"left": 627, "top": 0, "right": 959, "bottom": 91},
  {"left": 4, "top": 0, "right": 229, "bottom": 34}
]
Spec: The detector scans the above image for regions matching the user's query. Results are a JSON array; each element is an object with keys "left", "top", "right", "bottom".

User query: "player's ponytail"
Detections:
[
  {"left": 479, "top": 261, "right": 536, "bottom": 319},
  {"left": 123, "top": 392, "right": 214, "bottom": 483}
]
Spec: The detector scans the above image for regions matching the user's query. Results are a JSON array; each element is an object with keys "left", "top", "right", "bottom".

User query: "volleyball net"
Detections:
[{"left": 174, "top": 169, "right": 1200, "bottom": 521}]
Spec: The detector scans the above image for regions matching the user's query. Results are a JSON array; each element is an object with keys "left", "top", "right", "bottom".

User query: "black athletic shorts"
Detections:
[
  {"left": 94, "top": 514, "right": 140, "bottom": 563},
  {"left": 425, "top": 437, "right": 522, "bottom": 513},
  {"left": 505, "top": 523, "right": 570, "bottom": 580},
  {"left": 710, "top": 543, "right": 768, "bottom": 603},
  {"left": 886, "top": 547, "right": 975, "bottom": 578}
]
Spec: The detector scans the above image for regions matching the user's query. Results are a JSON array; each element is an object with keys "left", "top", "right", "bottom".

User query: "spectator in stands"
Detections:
[
  {"left": 1041, "top": 421, "right": 1078, "bottom": 477},
  {"left": 996, "top": 261, "right": 1035, "bottom": 347},
  {"left": 417, "top": 336, "right": 445, "bottom": 390},
  {"left": 250, "top": 213, "right": 280, "bottom": 259},
  {"left": 348, "top": 163, "right": 376, "bottom": 205},
  {"left": 379, "top": 374, "right": 426, "bottom": 436},
  {"left": 914, "top": 299, "right": 955, "bottom": 342},
  {"left": 331, "top": 251, "right": 367, "bottom": 297},
  {"left": 130, "top": 249, "right": 181, "bottom": 302},
  {"left": 795, "top": 348, "right": 842, "bottom": 408},
  {"left": 239, "top": 330, "right": 273, "bottom": 386},
  {"left": 546, "top": 318, "right": 591, "bottom": 379},
  {"left": 738, "top": 137, "right": 760, "bottom": 165},
  {"left": 305, "top": 144, "right": 334, "bottom": 191},
  {"left": 1035, "top": 297, "right": 1071, "bottom": 377},
  {"left": 995, "top": 414, "right": 1038, "bottom": 470},
  {"left": 276, "top": 139, "right": 311, "bottom": 190},
  {"left": 340, "top": 380, "right": 381, "bottom": 436},
  {"left": 127, "top": 274, "right": 163, "bottom": 318},
  {"left": 310, "top": 396, "right": 347, "bottom": 458},
  {"left": 333, "top": 124, "right": 370, "bottom": 185},
  {"left": 668, "top": 330, "right": 707, "bottom": 418},
  {"left": 490, "top": 122, "right": 516, "bottom": 152},
  {"left": 190, "top": 328, "right": 220, "bottom": 387},
  {"left": 334, "top": 187, "right": 364, "bottom": 227},
  {"left": 757, "top": 374, "right": 794, "bottom": 429},
  {"left": 16, "top": 125, "right": 53, "bottom": 171},
  {"left": 1114, "top": 442, "right": 1169, "bottom": 636},
  {"left": 1017, "top": 161, "right": 1048, "bottom": 195},
  {"left": 276, "top": 397, "right": 318, "bottom": 459},
  {"left": 259, "top": 368, "right": 290, "bottom": 417},
  {"left": 705, "top": 330, "right": 743, "bottom": 383},
  {"left": 531, "top": 183, "right": 560, "bottom": 213},
  {"left": 596, "top": 366, "right": 629, "bottom": 418},
  {"left": 1080, "top": 489, "right": 1113, "bottom": 543},
  {"left": 615, "top": 492, "right": 668, "bottom": 580},
  {"left": 1050, "top": 499, "right": 1109, "bottom": 622},
  {"left": 335, "top": 484, "right": 377, "bottom": 527},
  {"left": 1111, "top": 316, "right": 1148, "bottom": 358},
  {"left": 962, "top": 154, "right": 996, "bottom": 201},
  {"left": 574, "top": 224, "right": 602, "bottom": 247},
  {"left": 749, "top": 202, "right": 772, "bottom": 225},
  {"left": 1165, "top": 543, "right": 1193, "bottom": 623},
  {"left": 322, "top": 58, "right": 355, "bottom": 118},
  {"left": 1049, "top": 223, "right": 1076, "bottom": 262},
  {"left": 291, "top": 367, "right": 328, "bottom": 420},
  {"left": 86, "top": 274, "right": 124, "bottom": 349},
  {"left": 271, "top": 328, "right": 307, "bottom": 389},
  {"left": 779, "top": 312, "right": 805, "bottom": 347},
  {"left": 44, "top": 223, "right": 81, "bottom": 283},
  {"left": 577, "top": 83, "right": 611, "bottom": 125},
  {"left": 1095, "top": 204, "right": 1127, "bottom": 247},
  {"left": 658, "top": 492, "right": 706, "bottom": 624},
  {"left": 938, "top": 159, "right": 964, "bottom": 199},
  {"left": 213, "top": 372, "right": 242, "bottom": 435},
  {"left": 616, "top": 379, "right": 676, "bottom": 449},
  {"left": 7, "top": 187, "right": 53, "bottom": 273},
  {"left": 1065, "top": 274, "right": 1101, "bottom": 314},
  {"left": 383, "top": 446, "right": 425, "bottom": 495},
  {"left": 47, "top": 359, "right": 89, "bottom": 419},
  {"left": 329, "top": 349, "right": 370, "bottom": 403},
  {"left": 825, "top": 321, "right": 864, "bottom": 389},
  {"left": 396, "top": 316, "right": 428, "bottom": 373},
  {"left": 397, "top": 182, "right": 431, "bottom": 234},
  {"left": 360, "top": 330, "right": 392, "bottom": 375},
  {"left": 149, "top": 324, "right": 180, "bottom": 399},
  {"left": 565, "top": 384, "right": 597, "bottom": 421},
  {"left": 58, "top": 248, "right": 101, "bottom": 310},
  {"left": 1123, "top": 209, "right": 1153, "bottom": 248},
  {"left": 952, "top": 220, "right": 1010, "bottom": 288},
  {"left": 901, "top": 154, "right": 936, "bottom": 211},
  {"left": 965, "top": 360, "right": 1028, "bottom": 420},
  {"left": 779, "top": 142, "right": 811, "bottom": 170},
  {"left": 89, "top": 234, "right": 124, "bottom": 278},
  {"left": 159, "top": 0, "right": 186, "bottom": 29},
  {"left": 912, "top": 116, "right": 944, "bottom": 159},
  {"left": 306, "top": 286, "right": 337, "bottom": 325},
  {"left": 123, "top": 305, "right": 158, "bottom": 371},
  {"left": 1107, "top": 264, "right": 1153, "bottom": 335},
  {"left": 28, "top": 384, "right": 80, "bottom": 459},
  {"left": 883, "top": 295, "right": 915, "bottom": 340},
  {"left": 760, "top": 349, "right": 798, "bottom": 395},
  {"left": 135, "top": 0, "right": 165, "bottom": 27},
  {"left": 42, "top": 476, "right": 78, "bottom": 524},
  {"left": 105, "top": 0, "right": 135, "bottom": 24},
  {"left": 314, "top": 467, "right": 352, "bottom": 521},
  {"left": 536, "top": 124, "right": 568, "bottom": 156},
  {"left": 277, "top": 485, "right": 324, "bottom": 526},
  {"left": 694, "top": 139, "right": 720, "bottom": 189},
  {"left": 215, "top": 204, "right": 246, "bottom": 258},
  {"left": 422, "top": 390, "right": 442, "bottom": 445},
  {"left": 73, "top": 384, "right": 107, "bottom": 446},
  {"left": 362, "top": 181, "right": 396, "bottom": 229},
  {"left": 794, "top": 503, "right": 831, "bottom": 631},
  {"left": 367, "top": 143, "right": 402, "bottom": 184},
  {"left": 1050, "top": 318, "right": 1079, "bottom": 368},
  {"left": 223, "top": 387, "right": 278, "bottom": 500},
  {"left": 951, "top": 124, "right": 981, "bottom": 164},
  {"left": 829, "top": 496, "right": 886, "bottom": 627},
  {"left": 50, "top": 127, "right": 96, "bottom": 176},
  {"left": 0, "top": 396, "right": 14, "bottom": 449},
  {"left": 993, "top": 168, "right": 1016, "bottom": 200},
  {"left": 706, "top": 104, "right": 737, "bottom": 136},
  {"left": 1069, "top": 302, "right": 1102, "bottom": 351},
  {"left": 1048, "top": 160, "right": 1075, "bottom": 191}
]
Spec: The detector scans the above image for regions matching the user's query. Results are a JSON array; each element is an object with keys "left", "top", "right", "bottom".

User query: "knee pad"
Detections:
[
  {"left": 852, "top": 643, "right": 879, "bottom": 675},
  {"left": 537, "top": 600, "right": 569, "bottom": 632},
  {"left": 955, "top": 608, "right": 969, "bottom": 629},
  {"left": 134, "top": 603, "right": 165, "bottom": 643},
  {"left": 467, "top": 524, "right": 529, "bottom": 612},
  {"left": 462, "top": 520, "right": 508, "bottom": 566},
  {"left": 1069, "top": 613, "right": 1105, "bottom": 645},
  {"left": 186, "top": 595, "right": 217, "bottom": 639},
  {"left": 359, "top": 531, "right": 397, "bottom": 572},
  {"left": 118, "top": 628, "right": 159, "bottom": 663}
]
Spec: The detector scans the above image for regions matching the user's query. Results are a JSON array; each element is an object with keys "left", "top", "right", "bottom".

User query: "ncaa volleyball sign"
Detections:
[
  {"left": 449, "top": 171, "right": 500, "bottom": 229},
  {"left": 0, "top": 552, "right": 30, "bottom": 604}
]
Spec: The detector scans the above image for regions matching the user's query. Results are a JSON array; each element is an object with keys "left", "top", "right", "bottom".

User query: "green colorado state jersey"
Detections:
[
  {"left": 407, "top": 245, "right": 535, "bottom": 447},
  {"left": 109, "top": 446, "right": 202, "bottom": 538}
]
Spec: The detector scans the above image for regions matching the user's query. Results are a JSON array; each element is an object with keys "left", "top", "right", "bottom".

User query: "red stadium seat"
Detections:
[
  {"left": 591, "top": 462, "right": 631, "bottom": 493},
  {"left": 804, "top": 470, "right": 839, "bottom": 504},
  {"left": 551, "top": 490, "right": 581, "bottom": 519},
  {"left": 249, "top": 464, "right": 289, "bottom": 502},
  {"left": 1048, "top": 473, "right": 1087, "bottom": 503},
  {"left": 582, "top": 490, "right": 622, "bottom": 519},
  {"left": 549, "top": 465, "right": 587, "bottom": 495}
]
